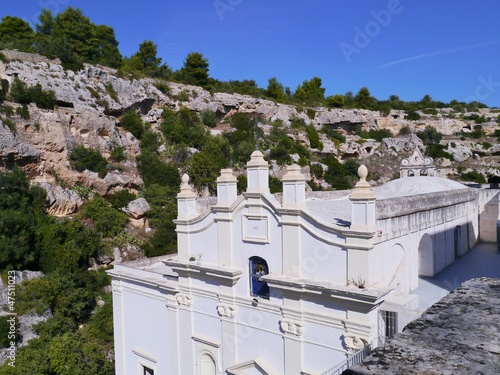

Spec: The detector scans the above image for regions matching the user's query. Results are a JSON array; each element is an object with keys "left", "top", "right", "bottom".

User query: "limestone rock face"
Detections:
[
  {"left": 122, "top": 197, "right": 150, "bottom": 219},
  {"left": 0, "top": 119, "right": 40, "bottom": 164},
  {"left": 346, "top": 278, "right": 500, "bottom": 375},
  {"left": 40, "top": 182, "right": 83, "bottom": 216},
  {"left": 445, "top": 142, "right": 473, "bottom": 162}
]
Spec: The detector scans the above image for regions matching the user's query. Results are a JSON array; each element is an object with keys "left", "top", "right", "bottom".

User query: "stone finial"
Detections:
[
  {"left": 217, "top": 168, "right": 237, "bottom": 183},
  {"left": 216, "top": 168, "right": 237, "bottom": 205},
  {"left": 282, "top": 164, "right": 306, "bottom": 208},
  {"left": 350, "top": 165, "right": 375, "bottom": 200},
  {"left": 282, "top": 164, "right": 306, "bottom": 182},
  {"left": 246, "top": 150, "right": 268, "bottom": 167},
  {"left": 177, "top": 174, "right": 196, "bottom": 198},
  {"left": 246, "top": 150, "right": 269, "bottom": 193}
]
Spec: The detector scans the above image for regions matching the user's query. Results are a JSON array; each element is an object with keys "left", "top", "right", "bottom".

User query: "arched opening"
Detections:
[
  {"left": 407, "top": 170, "right": 415, "bottom": 177},
  {"left": 200, "top": 353, "right": 216, "bottom": 375},
  {"left": 249, "top": 256, "right": 269, "bottom": 298},
  {"left": 418, "top": 234, "right": 434, "bottom": 276},
  {"left": 454, "top": 226, "right": 462, "bottom": 259}
]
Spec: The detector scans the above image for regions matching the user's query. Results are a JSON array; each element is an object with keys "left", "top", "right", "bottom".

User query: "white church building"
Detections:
[{"left": 108, "top": 150, "right": 498, "bottom": 375}]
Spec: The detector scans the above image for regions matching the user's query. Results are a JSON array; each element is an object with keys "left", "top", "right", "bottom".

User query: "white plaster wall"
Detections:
[
  {"left": 120, "top": 288, "right": 176, "bottom": 374},
  {"left": 299, "top": 231, "right": 347, "bottom": 284}
]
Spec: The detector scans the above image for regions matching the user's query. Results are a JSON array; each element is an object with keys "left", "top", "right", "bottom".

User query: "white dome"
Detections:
[{"left": 374, "top": 177, "right": 468, "bottom": 199}]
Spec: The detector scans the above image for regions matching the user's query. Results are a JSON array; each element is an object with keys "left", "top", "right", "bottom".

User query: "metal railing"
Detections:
[{"left": 321, "top": 344, "right": 372, "bottom": 375}]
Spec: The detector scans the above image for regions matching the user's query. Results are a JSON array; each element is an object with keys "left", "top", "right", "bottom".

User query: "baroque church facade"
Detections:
[{"left": 108, "top": 151, "right": 498, "bottom": 375}]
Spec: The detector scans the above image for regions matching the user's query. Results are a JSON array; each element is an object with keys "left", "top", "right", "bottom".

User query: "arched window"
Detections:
[
  {"left": 407, "top": 170, "right": 414, "bottom": 177},
  {"left": 249, "top": 257, "right": 269, "bottom": 298},
  {"left": 200, "top": 353, "right": 216, "bottom": 375}
]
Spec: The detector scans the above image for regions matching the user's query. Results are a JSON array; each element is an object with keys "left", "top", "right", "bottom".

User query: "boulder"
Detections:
[{"left": 122, "top": 198, "right": 150, "bottom": 219}]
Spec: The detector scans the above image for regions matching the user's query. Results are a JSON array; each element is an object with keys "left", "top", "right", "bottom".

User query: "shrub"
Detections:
[
  {"left": 398, "top": 125, "right": 411, "bottom": 136},
  {"left": 482, "top": 141, "right": 492, "bottom": 149},
  {"left": 417, "top": 126, "right": 442, "bottom": 145},
  {"left": 358, "top": 129, "right": 393, "bottom": 142},
  {"left": 110, "top": 145, "right": 125, "bottom": 162},
  {"left": 104, "top": 82, "right": 118, "bottom": 102},
  {"left": 79, "top": 196, "right": 128, "bottom": 238},
  {"left": 425, "top": 144, "right": 453, "bottom": 160},
  {"left": 136, "top": 151, "right": 181, "bottom": 188},
  {"left": 201, "top": 109, "right": 218, "bottom": 127},
  {"left": 9, "top": 78, "right": 56, "bottom": 109},
  {"left": 0, "top": 52, "right": 7, "bottom": 62},
  {"left": 322, "top": 126, "right": 346, "bottom": 144},
  {"left": 0, "top": 79, "right": 9, "bottom": 100},
  {"left": 460, "top": 170, "right": 486, "bottom": 184},
  {"left": 306, "top": 126, "right": 321, "bottom": 149},
  {"left": 153, "top": 80, "right": 170, "bottom": 94},
  {"left": 306, "top": 108, "right": 316, "bottom": 120},
  {"left": 326, "top": 94, "right": 345, "bottom": 108},
  {"left": 174, "top": 90, "right": 190, "bottom": 102},
  {"left": 16, "top": 104, "right": 30, "bottom": 119},
  {"left": 422, "top": 108, "right": 438, "bottom": 115},
  {"left": 119, "top": 110, "right": 145, "bottom": 140},
  {"left": 69, "top": 145, "right": 108, "bottom": 178},
  {"left": 1, "top": 117, "right": 16, "bottom": 133},
  {"left": 107, "top": 190, "right": 136, "bottom": 210},
  {"left": 405, "top": 110, "right": 421, "bottom": 121},
  {"left": 86, "top": 86, "right": 100, "bottom": 99},
  {"left": 310, "top": 163, "right": 324, "bottom": 179}
]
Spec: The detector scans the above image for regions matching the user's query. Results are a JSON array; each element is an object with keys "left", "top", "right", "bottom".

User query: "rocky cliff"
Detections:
[{"left": 1, "top": 50, "right": 499, "bottom": 216}]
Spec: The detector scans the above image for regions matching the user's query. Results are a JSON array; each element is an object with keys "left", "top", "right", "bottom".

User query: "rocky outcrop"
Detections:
[
  {"left": 0, "top": 119, "right": 40, "bottom": 166},
  {"left": 40, "top": 182, "right": 83, "bottom": 216},
  {"left": 346, "top": 278, "right": 500, "bottom": 375},
  {"left": 122, "top": 197, "right": 150, "bottom": 228}
]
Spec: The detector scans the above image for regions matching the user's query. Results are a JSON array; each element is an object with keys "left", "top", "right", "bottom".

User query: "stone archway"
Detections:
[{"left": 418, "top": 234, "right": 434, "bottom": 276}]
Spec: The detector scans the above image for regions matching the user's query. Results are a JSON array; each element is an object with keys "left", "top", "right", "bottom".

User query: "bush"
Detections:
[
  {"left": 9, "top": 78, "right": 57, "bottom": 109},
  {"left": 110, "top": 145, "right": 125, "bottom": 162},
  {"left": 305, "top": 126, "right": 321, "bottom": 149},
  {"left": 306, "top": 108, "right": 316, "bottom": 120},
  {"left": 322, "top": 126, "right": 346, "bottom": 144},
  {"left": 0, "top": 79, "right": 9, "bottom": 101},
  {"left": 16, "top": 104, "right": 30, "bottom": 119},
  {"left": 103, "top": 82, "right": 118, "bottom": 102},
  {"left": 119, "top": 110, "right": 145, "bottom": 140},
  {"left": 405, "top": 110, "right": 421, "bottom": 121},
  {"left": 358, "top": 129, "right": 393, "bottom": 142},
  {"left": 79, "top": 196, "right": 128, "bottom": 238},
  {"left": 107, "top": 190, "right": 136, "bottom": 210},
  {"left": 417, "top": 126, "right": 442, "bottom": 145},
  {"left": 201, "top": 109, "right": 218, "bottom": 127},
  {"left": 153, "top": 80, "right": 170, "bottom": 95},
  {"left": 425, "top": 144, "right": 453, "bottom": 160},
  {"left": 69, "top": 145, "right": 108, "bottom": 178},
  {"left": 136, "top": 151, "right": 181, "bottom": 188},
  {"left": 398, "top": 125, "right": 411, "bottom": 136},
  {"left": 460, "top": 170, "right": 486, "bottom": 184}
]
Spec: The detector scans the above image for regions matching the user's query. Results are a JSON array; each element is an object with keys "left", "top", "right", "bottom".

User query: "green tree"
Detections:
[
  {"left": 0, "top": 16, "right": 34, "bottom": 51},
  {"left": 266, "top": 77, "right": 286, "bottom": 102},
  {"left": 354, "top": 87, "right": 377, "bottom": 109},
  {"left": 92, "top": 25, "right": 122, "bottom": 68},
  {"left": 0, "top": 168, "right": 48, "bottom": 271},
  {"left": 123, "top": 40, "right": 170, "bottom": 78},
  {"left": 294, "top": 77, "right": 325, "bottom": 105},
  {"left": 326, "top": 95, "right": 345, "bottom": 108},
  {"left": 137, "top": 151, "right": 181, "bottom": 188},
  {"left": 176, "top": 52, "right": 210, "bottom": 87}
]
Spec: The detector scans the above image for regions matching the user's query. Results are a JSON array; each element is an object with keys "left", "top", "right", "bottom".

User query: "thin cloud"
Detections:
[{"left": 380, "top": 40, "right": 500, "bottom": 68}]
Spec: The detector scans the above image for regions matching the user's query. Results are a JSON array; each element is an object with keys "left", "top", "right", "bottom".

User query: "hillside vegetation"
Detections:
[{"left": 0, "top": 7, "right": 500, "bottom": 374}]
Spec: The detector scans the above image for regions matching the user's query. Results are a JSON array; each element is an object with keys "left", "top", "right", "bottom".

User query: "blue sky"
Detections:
[{"left": 1, "top": 0, "right": 500, "bottom": 107}]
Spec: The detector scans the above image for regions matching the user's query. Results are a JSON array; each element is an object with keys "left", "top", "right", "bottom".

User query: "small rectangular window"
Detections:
[{"left": 381, "top": 310, "right": 398, "bottom": 339}]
